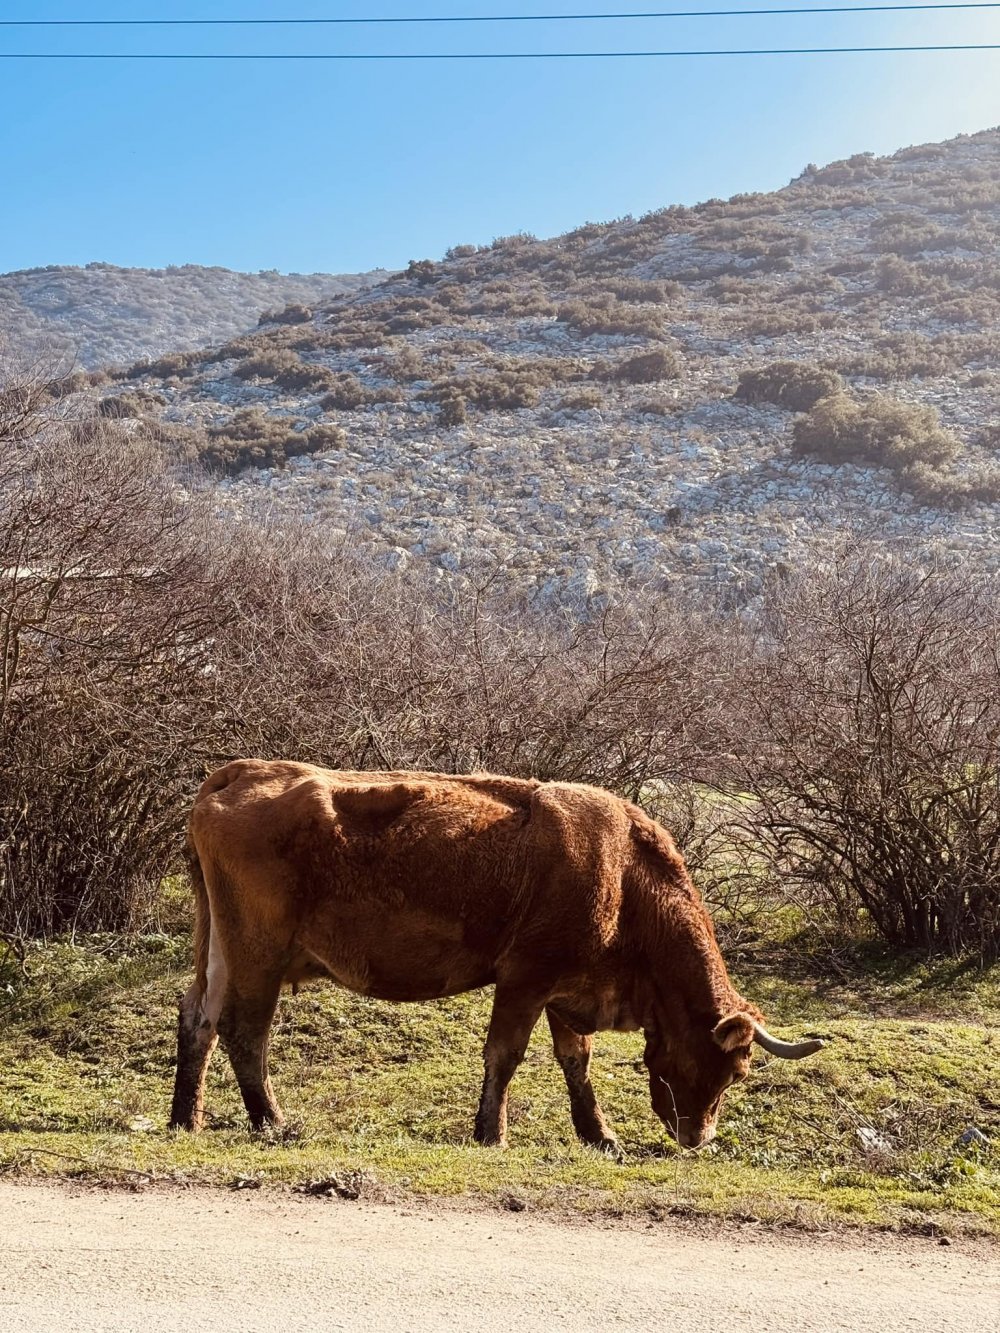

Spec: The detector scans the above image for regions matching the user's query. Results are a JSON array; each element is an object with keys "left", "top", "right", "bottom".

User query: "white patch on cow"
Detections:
[{"left": 201, "top": 924, "right": 228, "bottom": 1027}]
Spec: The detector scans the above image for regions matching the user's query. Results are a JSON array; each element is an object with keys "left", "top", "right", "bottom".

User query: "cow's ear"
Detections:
[{"left": 712, "top": 1012, "right": 755, "bottom": 1052}]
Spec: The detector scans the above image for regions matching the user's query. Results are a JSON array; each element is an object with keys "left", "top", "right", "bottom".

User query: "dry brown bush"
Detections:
[
  {"left": 556, "top": 386, "right": 604, "bottom": 412},
  {"left": 597, "top": 278, "right": 679, "bottom": 304},
  {"left": 840, "top": 332, "right": 967, "bottom": 380},
  {"left": 405, "top": 259, "right": 438, "bottom": 286},
  {"left": 603, "top": 349, "right": 681, "bottom": 385},
  {"left": 728, "top": 551, "right": 1000, "bottom": 961},
  {"left": 378, "top": 346, "right": 434, "bottom": 383},
  {"left": 453, "top": 279, "right": 556, "bottom": 320},
  {"left": 0, "top": 370, "right": 226, "bottom": 935},
  {"left": 901, "top": 461, "right": 1000, "bottom": 508},
  {"left": 232, "top": 348, "right": 301, "bottom": 381},
  {"left": 273, "top": 360, "right": 338, "bottom": 393},
  {"left": 200, "top": 407, "right": 344, "bottom": 475},
  {"left": 730, "top": 305, "right": 826, "bottom": 337},
  {"left": 635, "top": 395, "right": 681, "bottom": 417},
  {"left": 734, "top": 361, "right": 843, "bottom": 412},
  {"left": 421, "top": 356, "right": 578, "bottom": 414},
  {"left": 43, "top": 368, "right": 111, "bottom": 400},
  {"left": 319, "top": 374, "right": 403, "bottom": 411},
  {"left": 792, "top": 393, "right": 958, "bottom": 471},
  {"left": 557, "top": 296, "right": 665, "bottom": 340},
  {"left": 874, "top": 256, "right": 935, "bottom": 296},
  {"left": 259, "top": 303, "right": 313, "bottom": 325},
  {"left": 96, "top": 389, "right": 167, "bottom": 419}
]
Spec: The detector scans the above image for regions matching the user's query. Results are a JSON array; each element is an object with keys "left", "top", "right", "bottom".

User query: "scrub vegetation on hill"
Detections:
[
  {"left": 58, "top": 127, "right": 1000, "bottom": 603},
  {"left": 0, "top": 262, "right": 388, "bottom": 370}
]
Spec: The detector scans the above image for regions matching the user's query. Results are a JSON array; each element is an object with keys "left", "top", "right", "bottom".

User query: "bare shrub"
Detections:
[
  {"left": 144, "top": 351, "right": 200, "bottom": 380},
  {"left": 0, "top": 375, "right": 225, "bottom": 935},
  {"left": 901, "top": 461, "right": 1000, "bottom": 508},
  {"left": 232, "top": 348, "right": 300, "bottom": 381},
  {"left": 379, "top": 346, "right": 433, "bottom": 383},
  {"left": 43, "top": 368, "right": 111, "bottom": 400},
  {"left": 636, "top": 395, "right": 681, "bottom": 416},
  {"left": 423, "top": 372, "right": 542, "bottom": 412},
  {"left": 597, "top": 278, "right": 679, "bottom": 304},
  {"left": 875, "top": 256, "right": 934, "bottom": 296},
  {"left": 840, "top": 332, "right": 965, "bottom": 380},
  {"left": 437, "top": 390, "right": 468, "bottom": 426},
  {"left": 273, "top": 360, "right": 338, "bottom": 393},
  {"left": 730, "top": 552, "right": 1000, "bottom": 961},
  {"left": 421, "top": 357, "right": 578, "bottom": 414}
]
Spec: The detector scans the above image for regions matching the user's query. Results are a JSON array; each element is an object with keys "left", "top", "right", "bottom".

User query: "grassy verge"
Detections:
[{"left": 1, "top": 926, "right": 997, "bottom": 1233}]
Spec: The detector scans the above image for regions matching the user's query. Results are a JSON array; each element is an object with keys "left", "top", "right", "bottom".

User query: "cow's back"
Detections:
[{"left": 190, "top": 760, "right": 634, "bottom": 1000}]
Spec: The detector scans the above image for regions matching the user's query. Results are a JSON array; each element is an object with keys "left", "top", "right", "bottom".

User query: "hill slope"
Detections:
[
  {"left": 0, "top": 263, "right": 388, "bottom": 369},
  {"left": 90, "top": 129, "right": 1000, "bottom": 598}
]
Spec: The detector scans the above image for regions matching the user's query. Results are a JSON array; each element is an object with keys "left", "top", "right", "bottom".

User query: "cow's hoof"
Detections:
[
  {"left": 473, "top": 1128, "right": 508, "bottom": 1148},
  {"left": 592, "top": 1136, "right": 626, "bottom": 1163}
]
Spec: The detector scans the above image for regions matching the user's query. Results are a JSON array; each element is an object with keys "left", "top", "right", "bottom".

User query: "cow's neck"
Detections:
[{"left": 625, "top": 865, "right": 743, "bottom": 1030}]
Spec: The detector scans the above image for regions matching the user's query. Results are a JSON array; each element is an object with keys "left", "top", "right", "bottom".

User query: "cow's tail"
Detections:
[
  {"left": 170, "top": 822, "right": 216, "bottom": 1131},
  {"left": 187, "top": 824, "right": 212, "bottom": 997}
]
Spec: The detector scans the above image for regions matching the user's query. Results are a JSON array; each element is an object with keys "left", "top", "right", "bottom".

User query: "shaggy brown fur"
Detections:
[{"left": 169, "top": 760, "right": 799, "bottom": 1150}]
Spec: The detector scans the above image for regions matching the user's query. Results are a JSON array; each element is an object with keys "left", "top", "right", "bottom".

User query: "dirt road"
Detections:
[{"left": 0, "top": 1183, "right": 996, "bottom": 1332}]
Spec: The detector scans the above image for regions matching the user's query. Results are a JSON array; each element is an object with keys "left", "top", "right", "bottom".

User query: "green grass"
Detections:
[{"left": 1, "top": 926, "right": 998, "bottom": 1233}]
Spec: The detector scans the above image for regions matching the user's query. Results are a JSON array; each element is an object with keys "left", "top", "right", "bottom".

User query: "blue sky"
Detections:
[{"left": 1, "top": 1, "right": 999, "bottom": 275}]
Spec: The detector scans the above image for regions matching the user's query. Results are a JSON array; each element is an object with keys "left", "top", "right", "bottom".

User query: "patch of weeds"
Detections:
[{"left": 0, "top": 927, "right": 997, "bottom": 1233}]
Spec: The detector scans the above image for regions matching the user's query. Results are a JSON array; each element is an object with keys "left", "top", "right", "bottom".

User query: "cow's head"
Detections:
[{"left": 644, "top": 1011, "right": 823, "bottom": 1149}]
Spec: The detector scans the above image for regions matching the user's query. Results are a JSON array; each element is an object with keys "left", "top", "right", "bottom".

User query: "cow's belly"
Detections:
[{"left": 299, "top": 905, "right": 498, "bottom": 1002}]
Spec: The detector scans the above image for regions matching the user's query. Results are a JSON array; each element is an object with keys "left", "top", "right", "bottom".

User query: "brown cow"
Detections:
[{"left": 170, "top": 759, "right": 821, "bottom": 1151}]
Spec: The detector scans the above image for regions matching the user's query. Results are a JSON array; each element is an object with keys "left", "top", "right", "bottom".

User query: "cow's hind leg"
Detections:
[
  {"left": 216, "top": 970, "right": 285, "bottom": 1131},
  {"left": 169, "top": 979, "right": 219, "bottom": 1131},
  {"left": 546, "top": 1008, "right": 620, "bottom": 1156},
  {"left": 474, "top": 984, "right": 546, "bottom": 1147}
]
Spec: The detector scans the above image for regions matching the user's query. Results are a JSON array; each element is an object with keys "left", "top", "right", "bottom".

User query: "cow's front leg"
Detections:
[
  {"left": 546, "top": 1008, "right": 620, "bottom": 1155},
  {"left": 474, "top": 984, "right": 546, "bottom": 1147}
]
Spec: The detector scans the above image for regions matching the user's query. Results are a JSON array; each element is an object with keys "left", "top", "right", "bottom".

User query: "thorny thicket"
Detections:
[
  {"left": 0, "top": 361, "right": 727, "bottom": 937},
  {"left": 728, "top": 553, "right": 1000, "bottom": 962},
  {"left": 2, "top": 360, "right": 999, "bottom": 959}
]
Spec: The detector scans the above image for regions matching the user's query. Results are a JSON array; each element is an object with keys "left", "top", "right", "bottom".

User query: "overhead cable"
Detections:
[
  {"left": 1, "top": 44, "right": 999, "bottom": 58},
  {"left": 3, "top": 3, "right": 1000, "bottom": 24}
]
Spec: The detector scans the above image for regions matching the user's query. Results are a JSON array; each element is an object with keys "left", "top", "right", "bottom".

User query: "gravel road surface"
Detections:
[{"left": 0, "top": 1183, "right": 996, "bottom": 1331}]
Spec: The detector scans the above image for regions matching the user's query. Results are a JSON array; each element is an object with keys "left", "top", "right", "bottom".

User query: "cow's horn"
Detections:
[{"left": 752, "top": 1022, "right": 824, "bottom": 1059}]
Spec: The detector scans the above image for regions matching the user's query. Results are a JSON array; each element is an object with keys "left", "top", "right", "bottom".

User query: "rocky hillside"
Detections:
[
  {"left": 1, "top": 263, "right": 388, "bottom": 369},
  {"left": 89, "top": 129, "right": 1000, "bottom": 601}
]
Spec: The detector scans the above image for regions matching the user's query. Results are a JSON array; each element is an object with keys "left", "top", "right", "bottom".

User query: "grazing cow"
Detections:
[{"left": 170, "top": 760, "right": 822, "bottom": 1151}]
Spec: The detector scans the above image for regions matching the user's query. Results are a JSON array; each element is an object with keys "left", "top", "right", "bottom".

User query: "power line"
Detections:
[
  {"left": 3, "top": 3, "right": 1000, "bottom": 24},
  {"left": 1, "top": 44, "right": 998, "bottom": 57}
]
